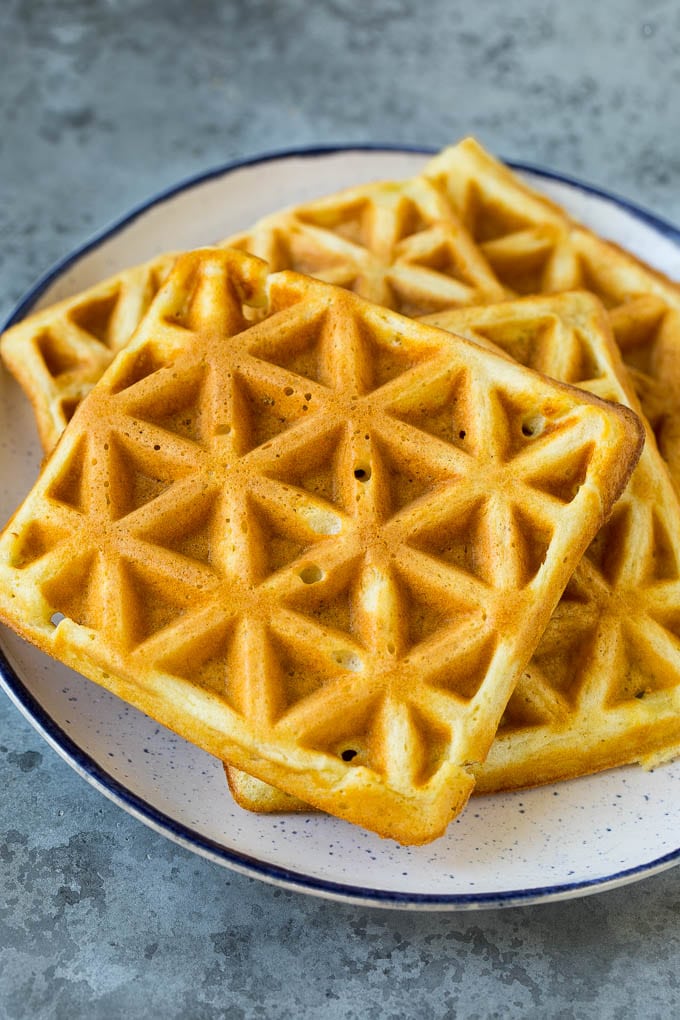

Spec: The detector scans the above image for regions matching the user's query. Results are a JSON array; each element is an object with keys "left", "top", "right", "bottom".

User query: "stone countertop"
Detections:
[{"left": 2, "top": 2, "right": 680, "bottom": 1016}]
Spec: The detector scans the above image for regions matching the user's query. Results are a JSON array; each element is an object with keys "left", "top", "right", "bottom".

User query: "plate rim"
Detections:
[{"left": 2, "top": 143, "right": 680, "bottom": 911}]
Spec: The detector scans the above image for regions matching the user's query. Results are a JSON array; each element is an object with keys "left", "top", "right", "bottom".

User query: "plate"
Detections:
[{"left": 2, "top": 146, "right": 680, "bottom": 911}]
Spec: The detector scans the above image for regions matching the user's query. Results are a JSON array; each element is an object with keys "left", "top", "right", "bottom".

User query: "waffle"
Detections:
[
  {"left": 426, "top": 293, "right": 680, "bottom": 790},
  {"left": 2, "top": 169, "right": 506, "bottom": 454},
  {"left": 227, "top": 290, "right": 680, "bottom": 810},
  {"left": 226, "top": 174, "right": 507, "bottom": 315},
  {"left": 424, "top": 137, "right": 680, "bottom": 488},
  {"left": 0, "top": 249, "right": 643, "bottom": 844},
  {"left": 1, "top": 253, "right": 179, "bottom": 451}
]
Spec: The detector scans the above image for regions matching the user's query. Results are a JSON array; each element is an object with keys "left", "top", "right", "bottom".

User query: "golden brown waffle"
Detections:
[
  {"left": 226, "top": 174, "right": 507, "bottom": 315},
  {"left": 0, "top": 249, "right": 643, "bottom": 844},
  {"left": 2, "top": 169, "right": 506, "bottom": 454},
  {"left": 1, "top": 254, "right": 179, "bottom": 452},
  {"left": 227, "top": 290, "right": 680, "bottom": 811},
  {"left": 426, "top": 293, "right": 680, "bottom": 790},
  {"left": 424, "top": 137, "right": 680, "bottom": 486}
]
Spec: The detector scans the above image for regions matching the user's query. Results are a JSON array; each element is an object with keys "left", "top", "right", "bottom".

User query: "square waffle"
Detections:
[
  {"left": 426, "top": 293, "right": 680, "bottom": 790},
  {"left": 1, "top": 167, "right": 506, "bottom": 454},
  {"left": 227, "top": 291, "right": 680, "bottom": 810},
  {"left": 0, "top": 249, "right": 643, "bottom": 843},
  {"left": 424, "top": 137, "right": 680, "bottom": 489}
]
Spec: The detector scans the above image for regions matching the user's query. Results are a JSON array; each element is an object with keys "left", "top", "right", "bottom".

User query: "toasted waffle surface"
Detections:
[
  {"left": 424, "top": 138, "right": 680, "bottom": 486},
  {"left": 2, "top": 169, "right": 505, "bottom": 454},
  {"left": 1, "top": 254, "right": 179, "bottom": 451},
  {"left": 0, "top": 249, "right": 643, "bottom": 843},
  {"left": 226, "top": 175, "right": 507, "bottom": 315},
  {"left": 229, "top": 291, "right": 680, "bottom": 811},
  {"left": 425, "top": 293, "right": 680, "bottom": 790}
]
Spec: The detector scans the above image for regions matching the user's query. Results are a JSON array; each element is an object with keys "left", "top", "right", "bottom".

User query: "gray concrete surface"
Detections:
[{"left": 2, "top": 1, "right": 680, "bottom": 1016}]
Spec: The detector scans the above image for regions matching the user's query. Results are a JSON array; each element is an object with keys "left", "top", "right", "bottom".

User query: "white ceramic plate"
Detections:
[{"left": 2, "top": 147, "right": 680, "bottom": 910}]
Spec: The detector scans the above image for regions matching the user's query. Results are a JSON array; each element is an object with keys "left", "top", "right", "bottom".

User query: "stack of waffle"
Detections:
[{"left": 1, "top": 138, "right": 679, "bottom": 845}]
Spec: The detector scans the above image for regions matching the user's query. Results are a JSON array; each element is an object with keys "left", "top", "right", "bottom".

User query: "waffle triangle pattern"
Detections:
[
  {"left": 424, "top": 137, "right": 680, "bottom": 489},
  {"left": 225, "top": 173, "right": 507, "bottom": 316},
  {"left": 424, "top": 293, "right": 680, "bottom": 790},
  {"left": 0, "top": 249, "right": 643, "bottom": 843},
  {"left": 2, "top": 164, "right": 506, "bottom": 455},
  {"left": 227, "top": 291, "right": 680, "bottom": 811},
  {"left": 1, "top": 253, "right": 179, "bottom": 451}
]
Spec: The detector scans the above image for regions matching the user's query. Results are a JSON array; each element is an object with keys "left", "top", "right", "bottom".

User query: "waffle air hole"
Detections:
[
  {"left": 50, "top": 612, "right": 66, "bottom": 627},
  {"left": 354, "top": 465, "right": 372, "bottom": 482},
  {"left": 215, "top": 424, "right": 231, "bottom": 435},
  {"left": 305, "top": 393, "right": 312, "bottom": 401},
  {"left": 341, "top": 748, "right": 358, "bottom": 762},
  {"left": 521, "top": 415, "right": 545, "bottom": 438},
  {"left": 284, "top": 386, "right": 294, "bottom": 396},
  {"left": 333, "top": 650, "right": 363, "bottom": 672},
  {"left": 299, "top": 564, "right": 324, "bottom": 584},
  {"left": 153, "top": 444, "right": 161, "bottom": 451},
  {"left": 459, "top": 430, "right": 466, "bottom": 440}
]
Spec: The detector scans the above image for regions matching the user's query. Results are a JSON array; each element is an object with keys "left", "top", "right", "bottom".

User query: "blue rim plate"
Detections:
[{"left": 2, "top": 145, "right": 680, "bottom": 910}]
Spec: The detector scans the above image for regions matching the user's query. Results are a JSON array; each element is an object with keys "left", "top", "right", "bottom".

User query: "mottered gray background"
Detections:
[{"left": 1, "top": 1, "right": 680, "bottom": 1017}]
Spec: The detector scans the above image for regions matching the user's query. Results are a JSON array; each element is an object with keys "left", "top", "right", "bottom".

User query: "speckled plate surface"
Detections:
[{"left": 2, "top": 147, "right": 680, "bottom": 910}]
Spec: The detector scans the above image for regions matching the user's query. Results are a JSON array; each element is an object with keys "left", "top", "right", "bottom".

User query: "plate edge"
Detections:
[{"left": 2, "top": 144, "right": 680, "bottom": 909}]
